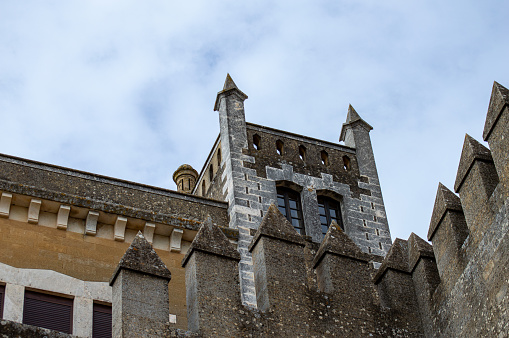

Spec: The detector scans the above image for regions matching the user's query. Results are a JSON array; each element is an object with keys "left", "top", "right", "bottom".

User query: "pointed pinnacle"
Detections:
[
  {"left": 484, "top": 81, "right": 509, "bottom": 140},
  {"left": 223, "top": 73, "right": 238, "bottom": 91},
  {"left": 454, "top": 134, "right": 493, "bottom": 192},
  {"left": 109, "top": 231, "right": 171, "bottom": 285},
  {"left": 346, "top": 104, "right": 361, "bottom": 123},
  {"left": 429, "top": 182, "right": 463, "bottom": 240}
]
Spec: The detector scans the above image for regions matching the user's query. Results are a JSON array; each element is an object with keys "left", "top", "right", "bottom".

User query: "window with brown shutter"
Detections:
[
  {"left": 23, "top": 290, "right": 73, "bottom": 334},
  {"left": 0, "top": 284, "right": 5, "bottom": 319},
  {"left": 93, "top": 303, "right": 112, "bottom": 338}
]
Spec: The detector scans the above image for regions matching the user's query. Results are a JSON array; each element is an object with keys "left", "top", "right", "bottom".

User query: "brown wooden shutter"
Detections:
[
  {"left": 23, "top": 290, "right": 73, "bottom": 334},
  {"left": 93, "top": 303, "right": 112, "bottom": 338},
  {"left": 0, "top": 284, "right": 5, "bottom": 319}
]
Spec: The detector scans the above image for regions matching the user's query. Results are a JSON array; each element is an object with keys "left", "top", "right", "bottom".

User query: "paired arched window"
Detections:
[
  {"left": 276, "top": 187, "right": 305, "bottom": 235},
  {"left": 318, "top": 196, "right": 343, "bottom": 235}
]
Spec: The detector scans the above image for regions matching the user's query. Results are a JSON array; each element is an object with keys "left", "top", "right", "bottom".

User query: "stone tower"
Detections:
[
  {"left": 197, "top": 74, "right": 393, "bottom": 307},
  {"left": 173, "top": 164, "right": 198, "bottom": 194}
]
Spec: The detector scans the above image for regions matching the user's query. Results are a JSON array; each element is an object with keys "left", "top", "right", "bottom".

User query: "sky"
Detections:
[{"left": 0, "top": 1, "right": 508, "bottom": 243}]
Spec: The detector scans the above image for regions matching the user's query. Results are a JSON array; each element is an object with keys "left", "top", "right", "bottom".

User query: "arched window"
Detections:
[
  {"left": 276, "top": 140, "right": 284, "bottom": 156},
  {"left": 299, "top": 145, "right": 306, "bottom": 161},
  {"left": 217, "top": 148, "right": 222, "bottom": 164},
  {"left": 276, "top": 187, "right": 304, "bottom": 234},
  {"left": 318, "top": 196, "right": 343, "bottom": 235},
  {"left": 202, "top": 181, "right": 206, "bottom": 195},
  {"left": 209, "top": 164, "right": 214, "bottom": 181},
  {"left": 253, "top": 134, "right": 261, "bottom": 150}
]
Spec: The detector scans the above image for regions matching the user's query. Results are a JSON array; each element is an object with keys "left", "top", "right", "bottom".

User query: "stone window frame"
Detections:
[
  {"left": 316, "top": 190, "right": 346, "bottom": 235},
  {"left": 0, "top": 261, "right": 111, "bottom": 337},
  {"left": 276, "top": 185, "right": 305, "bottom": 235}
]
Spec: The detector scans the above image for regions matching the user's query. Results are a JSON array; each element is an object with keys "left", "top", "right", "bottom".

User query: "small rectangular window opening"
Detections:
[
  {"left": 257, "top": 183, "right": 261, "bottom": 190},
  {"left": 371, "top": 202, "right": 375, "bottom": 209},
  {"left": 376, "top": 229, "right": 380, "bottom": 236},
  {"left": 365, "top": 233, "right": 369, "bottom": 240},
  {"left": 373, "top": 215, "right": 377, "bottom": 222},
  {"left": 23, "top": 290, "right": 73, "bottom": 334},
  {"left": 247, "top": 200, "right": 250, "bottom": 208},
  {"left": 258, "top": 196, "right": 262, "bottom": 203},
  {"left": 379, "top": 242, "right": 383, "bottom": 250},
  {"left": 360, "top": 206, "right": 364, "bottom": 212},
  {"left": 0, "top": 284, "right": 5, "bottom": 319},
  {"left": 363, "top": 220, "right": 367, "bottom": 227},
  {"left": 276, "top": 140, "right": 284, "bottom": 156},
  {"left": 368, "top": 247, "right": 372, "bottom": 253},
  {"left": 93, "top": 303, "right": 112, "bottom": 338},
  {"left": 245, "top": 187, "right": 249, "bottom": 194},
  {"left": 260, "top": 210, "right": 263, "bottom": 217}
]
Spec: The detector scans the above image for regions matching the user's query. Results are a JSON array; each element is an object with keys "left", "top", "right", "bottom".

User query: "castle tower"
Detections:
[
  {"left": 198, "top": 75, "right": 392, "bottom": 308},
  {"left": 173, "top": 164, "right": 198, "bottom": 194}
]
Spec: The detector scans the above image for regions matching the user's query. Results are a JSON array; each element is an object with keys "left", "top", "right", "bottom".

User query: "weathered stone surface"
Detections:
[
  {"left": 0, "top": 153, "right": 228, "bottom": 232},
  {"left": 428, "top": 183, "right": 463, "bottom": 240},
  {"left": 483, "top": 81, "right": 509, "bottom": 140},
  {"left": 182, "top": 217, "right": 240, "bottom": 267},
  {"left": 454, "top": 134, "right": 495, "bottom": 192},
  {"left": 110, "top": 232, "right": 171, "bottom": 285},
  {"left": 313, "top": 220, "right": 370, "bottom": 268},
  {"left": 407, "top": 232, "right": 435, "bottom": 272},
  {"left": 374, "top": 238, "right": 410, "bottom": 283},
  {"left": 0, "top": 320, "right": 72, "bottom": 338},
  {"left": 248, "top": 204, "right": 305, "bottom": 251}
]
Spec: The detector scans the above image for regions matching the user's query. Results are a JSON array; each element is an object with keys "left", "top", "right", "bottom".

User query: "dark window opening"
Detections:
[
  {"left": 343, "top": 155, "right": 351, "bottom": 170},
  {"left": 374, "top": 215, "right": 377, "bottom": 222},
  {"left": 376, "top": 228, "right": 380, "bottom": 236},
  {"left": 23, "top": 290, "right": 73, "bottom": 334},
  {"left": 318, "top": 196, "right": 343, "bottom": 235},
  {"left": 371, "top": 202, "right": 375, "bottom": 209},
  {"left": 202, "top": 181, "right": 206, "bottom": 195},
  {"left": 0, "top": 284, "right": 4, "bottom": 319},
  {"left": 209, "top": 165, "right": 214, "bottom": 181},
  {"left": 187, "top": 179, "right": 191, "bottom": 190},
  {"left": 321, "top": 151, "right": 329, "bottom": 166},
  {"left": 368, "top": 247, "right": 372, "bottom": 253},
  {"left": 277, "top": 187, "right": 304, "bottom": 235},
  {"left": 365, "top": 233, "right": 369, "bottom": 240},
  {"left": 299, "top": 145, "right": 306, "bottom": 161},
  {"left": 379, "top": 242, "right": 383, "bottom": 250},
  {"left": 276, "top": 140, "right": 284, "bottom": 156},
  {"left": 93, "top": 303, "right": 112, "bottom": 338},
  {"left": 217, "top": 148, "right": 222, "bottom": 164},
  {"left": 253, "top": 134, "right": 261, "bottom": 150}
]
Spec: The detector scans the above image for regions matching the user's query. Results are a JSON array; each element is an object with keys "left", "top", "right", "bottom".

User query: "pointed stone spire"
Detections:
[
  {"left": 483, "top": 81, "right": 509, "bottom": 140},
  {"left": 109, "top": 231, "right": 171, "bottom": 285},
  {"left": 408, "top": 232, "right": 435, "bottom": 271},
  {"left": 340, "top": 104, "right": 373, "bottom": 142},
  {"left": 182, "top": 216, "right": 240, "bottom": 267},
  {"left": 374, "top": 238, "right": 410, "bottom": 283},
  {"left": 428, "top": 183, "right": 463, "bottom": 240},
  {"left": 454, "top": 134, "right": 494, "bottom": 192},
  {"left": 214, "top": 73, "right": 248, "bottom": 111},
  {"left": 223, "top": 73, "right": 238, "bottom": 90},
  {"left": 313, "top": 220, "right": 369, "bottom": 268},
  {"left": 249, "top": 204, "right": 305, "bottom": 251},
  {"left": 346, "top": 104, "right": 361, "bottom": 123}
]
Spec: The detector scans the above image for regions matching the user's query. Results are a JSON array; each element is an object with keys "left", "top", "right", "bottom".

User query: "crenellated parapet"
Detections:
[
  {"left": 172, "top": 205, "right": 428, "bottom": 336},
  {"left": 424, "top": 81, "right": 509, "bottom": 337}
]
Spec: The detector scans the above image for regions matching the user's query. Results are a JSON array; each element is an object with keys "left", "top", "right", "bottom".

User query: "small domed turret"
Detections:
[{"left": 173, "top": 164, "right": 198, "bottom": 194}]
